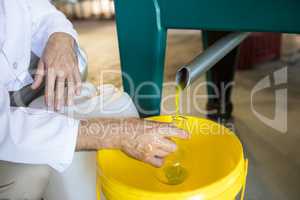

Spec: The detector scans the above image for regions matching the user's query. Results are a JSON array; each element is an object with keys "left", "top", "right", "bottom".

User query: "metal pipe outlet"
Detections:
[{"left": 176, "top": 32, "right": 250, "bottom": 89}]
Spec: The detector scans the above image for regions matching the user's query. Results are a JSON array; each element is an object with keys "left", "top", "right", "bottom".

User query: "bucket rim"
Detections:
[{"left": 98, "top": 115, "right": 246, "bottom": 198}]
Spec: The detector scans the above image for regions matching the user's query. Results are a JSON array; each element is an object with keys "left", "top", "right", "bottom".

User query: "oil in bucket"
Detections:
[{"left": 156, "top": 85, "right": 188, "bottom": 185}]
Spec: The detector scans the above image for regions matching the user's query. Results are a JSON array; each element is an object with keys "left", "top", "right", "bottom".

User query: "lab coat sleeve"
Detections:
[
  {"left": 0, "top": 85, "right": 80, "bottom": 172},
  {"left": 29, "top": 0, "right": 87, "bottom": 70}
]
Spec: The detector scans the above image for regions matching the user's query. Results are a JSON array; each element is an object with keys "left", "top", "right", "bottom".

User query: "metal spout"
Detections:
[{"left": 176, "top": 32, "right": 250, "bottom": 89}]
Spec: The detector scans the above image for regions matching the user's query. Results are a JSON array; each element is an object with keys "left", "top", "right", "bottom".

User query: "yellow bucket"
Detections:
[{"left": 97, "top": 115, "right": 248, "bottom": 200}]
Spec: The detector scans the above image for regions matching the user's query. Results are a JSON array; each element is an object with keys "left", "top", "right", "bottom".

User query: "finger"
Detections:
[
  {"left": 73, "top": 67, "right": 82, "bottom": 96},
  {"left": 154, "top": 149, "right": 170, "bottom": 158},
  {"left": 157, "top": 138, "right": 177, "bottom": 153},
  {"left": 144, "top": 120, "right": 170, "bottom": 128},
  {"left": 31, "top": 61, "right": 45, "bottom": 90},
  {"left": 55, "top": 73, "right": 66, "bottom": 111},
  {"left": 67, "top": 76, "right": 75, "bottom": 106},
  {"left": 157, "top": 126, "right": 189, "bottom": 139},
  {"left": 45, "top": 68, "right": 56, "bottom": 108},
  {"left": 145, "top": 157, "right": 164, "bottom": 167}
]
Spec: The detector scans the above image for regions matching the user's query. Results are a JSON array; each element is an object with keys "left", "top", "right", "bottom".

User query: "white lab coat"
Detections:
[{"left": 0, "top": 0, "right": 86, "bottom": 172}]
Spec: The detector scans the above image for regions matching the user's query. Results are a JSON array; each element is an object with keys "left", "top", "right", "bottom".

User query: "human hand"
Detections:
[
  {"left": 119, "top": 118, "right": 189, "bottom": 167},
  {"left": 76, "top": 118, "right": 189, "bottom": 167},
  {"left": 31, "top": 32, "right": 82, "bottom": 110}
]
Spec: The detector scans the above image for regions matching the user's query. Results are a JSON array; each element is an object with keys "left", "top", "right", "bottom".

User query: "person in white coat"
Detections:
[{"left": 0, "top": 0, "right": 189, "bottom": 199}]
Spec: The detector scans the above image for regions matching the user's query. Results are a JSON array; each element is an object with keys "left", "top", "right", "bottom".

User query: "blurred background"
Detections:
[
  {"left": 53, "top": 0, "right": 300, "bottom": 87},
  {"left": 53, "top": 0, "right": 115, "bottom": 19}
]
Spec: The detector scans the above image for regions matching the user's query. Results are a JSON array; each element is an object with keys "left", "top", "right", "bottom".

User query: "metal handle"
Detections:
[{"left": 176, "top": 32, "right": 250, "bottom": 89}]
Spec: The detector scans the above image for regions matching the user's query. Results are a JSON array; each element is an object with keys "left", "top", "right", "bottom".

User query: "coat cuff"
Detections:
[{"left": 49, "top": 118, "right": 80, "bottom": 172}]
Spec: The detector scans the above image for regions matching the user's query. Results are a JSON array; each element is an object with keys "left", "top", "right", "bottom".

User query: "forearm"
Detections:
[
  {"left": 30, "top": 0, "right": 78, "bottom": 57},
  {"left": 75, "top": 118, "right": 133, "bottom": 151},
  {"left": 74, "top": 117, "right": 188, "bottom": 167}
]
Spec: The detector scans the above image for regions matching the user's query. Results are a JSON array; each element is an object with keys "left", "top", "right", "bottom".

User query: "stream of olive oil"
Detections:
[
  {"left": 160, "top": 85, "right": 188, "bottom": 185},
  {"left": 175, "top": 85, "right": 181, "bottom": 117}
]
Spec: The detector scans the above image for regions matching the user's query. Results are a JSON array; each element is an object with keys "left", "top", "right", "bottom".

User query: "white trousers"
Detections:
[{"left": 0, "top": 84, "right": 139, "bottom": 200}]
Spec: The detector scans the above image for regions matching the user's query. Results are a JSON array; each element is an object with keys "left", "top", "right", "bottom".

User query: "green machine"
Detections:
[{"left": 113, "top": 0, "right": 300, "bottom": 117}]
